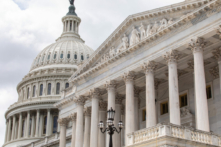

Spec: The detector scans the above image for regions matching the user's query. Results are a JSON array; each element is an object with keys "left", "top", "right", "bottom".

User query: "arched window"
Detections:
[
  {"left": 42, "top": 55, "right": 45, "bottom": 61},
  {"left": 48, "top": 83, "right": 51, "bottom": 95},
  {"left": 54, "top": 53, "right": 57, "bottom": 59},
  {"left": 43, "top": 116, "right": 47, "bottom": 135},
  {"left": 48, "top": 54, "right": 50, "bottom": 60},
  {"left": 81, "top": 54, "right": 84, "bottom": 60},
  {"left": 22, "top": 120, "right": 25, "bottom": 137},
  {"left": 39, "top": 84, "right": 43, "bottom": 96},
  {"left": 74, "top": 54, "right": 77, "bottom": 59},
  {"left": 27, "top": 88, "right": 29, "bottom": 99},
  {"left": 53, "top": 116, "right": 58, "bottom": 133},
  {"left": 67, "top": 53, "right": 70, "bottom": 59},
  {"left": 60, "top": 52, "right": 63, "bottom": 59},
  {"left": 56, "top": 83, "right": 60, "bottom": 95},
  {"left": 33, "top": 85, "right": 36, "bottom": 97},
  {"left": 65, "top": 83, "right": 69, "bottom": 88}
]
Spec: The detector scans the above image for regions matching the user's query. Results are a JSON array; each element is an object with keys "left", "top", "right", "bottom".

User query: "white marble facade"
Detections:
[{"left": 5, "top": 0, "right": 221, "bottom": 147}]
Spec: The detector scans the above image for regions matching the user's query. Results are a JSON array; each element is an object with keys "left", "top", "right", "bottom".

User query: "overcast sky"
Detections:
[{"left": 0, "top": 0, "right": 183, "bottom": 145}]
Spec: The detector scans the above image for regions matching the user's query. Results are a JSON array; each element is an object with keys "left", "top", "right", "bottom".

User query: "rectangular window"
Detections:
[
  {"left": 142, "top": 109, "right": 146, "bottom": 121},
  {"left": 179, "top": 93, "right": 188, "bottom": 108},
  {"left": 160, "top": 101, "right": 168, "bottom": 115},
  {"left": 206, "top": 85, "right": 212, "bottom": 99}
]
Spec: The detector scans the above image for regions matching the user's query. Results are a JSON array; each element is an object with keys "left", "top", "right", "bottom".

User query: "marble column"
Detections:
[
  {"left": 69, "top": 113, "right": 77, "bottom": 147},
  {"left": 84, "top": 107, "right": 91, "bottom": 147},
  {"left": 31, "top": 113, "right": 35, "bottom": 137},
  {"left": 4, "top": 120, "right": 8, "bottom": 143},
  {"left": 58, "top": 118, "right": 69, "bottom": 147},
  {"left": 26, "top": 111, "right": 30, "bottom": 137},
  {"left": 18, "top": 113, "right": 22, "bottom": 139},
  {"left": 89, "top": 89, "right": 100, "bottom": 147},
  {"left": 189, "top": 37, "right": 209, "bottom": 132},
  {"left": 14, "top": 120, "right": 18, "bottom": 139},
  {"left": 115, "top": 95, "right": 123, "bottom": 147},
  {"left": 134, "top": 88, "right": 140, "bottom": 131},
  {"left": 163, "top": 50, "right": 181, "bottom": 125},
  {"left": 35, "top": 109, "right": 40, "bottom": 137},
  {"left": 142, "top": 61, "right": 158, "bottom": 128},
  {"left": 7, "top": 117, "right": 12, "bottom": 142},
  {"left": 98, "top": 101, "right": 107, "bottom": 147},
  {"left": 122, "top": 71, "right": 135, "bottom": 145},
  {"left": 74, "top": 96, "right": 86, "bottom": 147},
  {"left": 11, "top": 115, "right": 16, "bottom": 140},
  {"left": 46, "top": 109, "right": 51, "bottom": 136},
  {"left": 105, "top": 80, "right": 116, "bottom": 147}
]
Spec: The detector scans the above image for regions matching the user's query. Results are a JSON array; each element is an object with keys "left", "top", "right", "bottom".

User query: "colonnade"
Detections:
[
  {"left": 58, "top": 37, "right": 211, "bottom": 147},
  {"left": 63, "top": 19, "right": 79, "bottom": 34},
  {"left": 4, "top": 109, "right": 59, "bottom": 144}
]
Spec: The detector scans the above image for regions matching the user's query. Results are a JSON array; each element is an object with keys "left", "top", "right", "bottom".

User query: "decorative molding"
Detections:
[
  {"left": 163, "top": 50, "right": 180, "bottom": 63},
  {"left": 89, "top": 88, "right": 101, "bottom": 99},
  {"left": 189, "top": 37, "right": 206, "bottom": 53},
  {"left": 69, "top": 113, "right": 77, "bottom": 121},
  {"left": 105, "top": 80, "right": 117, "bottom": 90},
  {"left": 122, "top": 71, "right": 135, "bottom": 83},
  {"left": 73, "top": 95, "right": 87, "bottom": 106},
  {"left": 57, "top": 118, "right": 69, "bottom": 126},
  {"left": 142, "top": 61, "right": 158, "bottom": 75},
  {"left": 54, "top": 96, "right": 74, "bottom": 108}
]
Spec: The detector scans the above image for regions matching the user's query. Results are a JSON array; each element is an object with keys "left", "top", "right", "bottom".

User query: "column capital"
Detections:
[
  {"left": 187, "top": 59, "right": 194, "bottom": 69},
  {"left": 217, "top": 25, "right": 221, "bottom": 39},
  {"left": 69, "top": 113, "right": 77, "bottom": 121},
  {"left": 84, "top": 107, "right": 91, "bottom": 117},
  {"left": 212, "top": 47, "right": 221, "bottom": 61},
  {"left": 105, "top": 80, "right": 116, "bottom": 90},
  {"left": 58, "top": 118, "right": 69, "bottom": 126},
  {"left": 99, "top": 101, "right": 107, "bottom": 111},
  {"left": 141, "top": 61, "right": 158, "bottom": 75},
  {"left": 74, "top": 95, "right": 86, "bottom": 106},
  {"left": 122, "top": 71, "right": 135, "bottom": 83},
  {"left": 163, "top": 50, "right": 179, "bottom": 64},
  {"left": 189, "top": 37, "right": 206, "bottom": 53},
  {"left": 116, "top": 94, "right": 124, "bottom": 105},
  {"left": 89, "top": 88, "right": 101, "bottom": 99}
]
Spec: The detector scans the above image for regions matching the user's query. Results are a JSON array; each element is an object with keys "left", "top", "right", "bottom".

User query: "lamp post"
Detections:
[{"left": 99, "top": 107, "right": 123, "bottom": 147}]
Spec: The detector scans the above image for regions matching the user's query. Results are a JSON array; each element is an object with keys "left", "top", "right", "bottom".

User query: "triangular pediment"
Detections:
[{"left": 69, "top": 0, "right": 220, "bottom": 82}]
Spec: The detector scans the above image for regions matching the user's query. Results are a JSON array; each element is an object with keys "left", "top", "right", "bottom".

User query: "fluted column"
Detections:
[
  {"left": 46, "top": 109, "right": 51, "bottom": 136},
  {"left": 69, "top": 113, "right": 77, "bottom": 147},
  {"left": 74, "top": 96, "right": 86, "bottom": 147},
  {"left": 18, "top": 113, "right": 22, "bottom": 139},
  {"left": 35, "top": 109, "right": 40, "bottom": 137},
  {"left": 5, "top": 120, "right": 8, "bottom": 143},
  {"left": 163, "top": 50, "right": 181, "bottom": 125},
  {"left": 26, "top": 111, "right": 30, "bottom": 137},
  {"left": 142, "top": 61, "right": 158, "bottom": 128},
  {"left": 122, "top": 71, "right": 135, "bottom": 145},
  {"left": 11, "top": 115, "right": 16, "bottom": 140},
  {"left": 89, "top": 89, "right": 100, "bottom": 147},
  {"left": 134, "top": 88, "right": 140, "bottom": 131},
  {"left": 98, "top": 101, "right": 107, "bottom": 147},
  {"left": 115, "top": 95, "right": 123, "bottom": 147},
  {"left": 7, "top": 117, "right": 12, "bottom": 142},
  {"left": 58, "top": 118, "right": 69, "bottom": 147},
  {"left": 189, "top": 37, "right": 209, "bottom": 132},
  {"left": 84, "top": 107, "right": 91, "bottom": 147},
  {"left": 31, "top": 113, "right": 35, "bottom": 137},
  {"left": 105, "top": 80, "right": 116, "bottom": 147}
]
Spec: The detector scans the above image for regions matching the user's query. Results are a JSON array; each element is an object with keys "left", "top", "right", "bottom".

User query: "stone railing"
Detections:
[{"left": 127, "top": 123, "right": 221, "bottom": 146}]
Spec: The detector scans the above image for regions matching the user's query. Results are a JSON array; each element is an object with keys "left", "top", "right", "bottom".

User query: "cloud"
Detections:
[{"left": 0, "top": 0, "right": 183, "bottom": 145}]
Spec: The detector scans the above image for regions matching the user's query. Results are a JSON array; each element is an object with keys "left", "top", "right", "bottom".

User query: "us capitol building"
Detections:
[{"left": 4, "top": 0, "right": 221, "bottom": 146}]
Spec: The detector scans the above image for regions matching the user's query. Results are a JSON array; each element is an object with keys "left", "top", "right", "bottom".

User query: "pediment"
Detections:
[{"left": 69, "top": 0, "right": 220, "bottom": 82}]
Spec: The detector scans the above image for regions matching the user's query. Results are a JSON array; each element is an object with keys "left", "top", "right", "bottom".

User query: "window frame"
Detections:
[
  {"left": 47, "top": 83, "right": 52, "bottom": 95},
  {"left": 206, "top": 82, "right": 214, "bottom": 100},
  {"left": 179, "top": 90, "right": 189, "bottom": 108},
  {"left": 56, "top": 82, "right": 60, "bottom": 95},
  {"left": 39, "top": 84, "right": 43, "bottom": 96}
]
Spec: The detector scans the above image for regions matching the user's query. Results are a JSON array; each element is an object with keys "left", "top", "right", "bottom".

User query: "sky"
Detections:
[{"left": 0, "top": 0, "right": 183, "bottom": 145}]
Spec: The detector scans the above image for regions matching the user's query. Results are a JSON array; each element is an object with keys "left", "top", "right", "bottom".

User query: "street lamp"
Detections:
[{"left": 99, "top": 107, "right": 123, "bottom": 147}]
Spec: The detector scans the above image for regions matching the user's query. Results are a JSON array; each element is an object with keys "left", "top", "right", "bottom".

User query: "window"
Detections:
[
  {"left": 74, "top": 54, "right": 77, "bottom": 59},
  {"left": 48, "top": 83, "right": 51, "bottom": 95},
  {"left": 38, "top": 58, "right": 40, "bottom": 63},
  {"left": 179, "top": 93, "right": 188, "bottom": 108},
  {"left": 142, "top": 109, "right": 146, "bottom": 121},
  {"left": 65, "top": 83, "right": 69, "bottom": 88},
  {"left": 67, "top": 53, "right": 70, "bottom": 59},
  {"left": 160, "top": 101, "right": 168, "bottom": 115},
  {"left": 43, "top": 116, "right": 47, "bottom": 135},
  {"left": 56, "top": 83, "right": 60, "bottom": 95},
  {"left": 48, "top": 54, "right": 50, "bottom": 60},
  {"left": 70, "top": 21, "right": 72, "bottom": 31},
  {"left": 29, "top": 118, "right": 32, "bottom": 135},
  {"left": 42, "top": 55, "right": 45, "bottom": 61},
  {"left": 54, "top": 53, "right": 57, "bottom": 59},
  {"left": 33, "top": 85, "right": 36, "bottom": 97},
  {"left": 27, "top": 88, "right": 29, "bottom": 99},
  {"left": 39, "top": 84, "right": 43, "bottom": 96},
  {"left": 22, "top": 120, "right": 25, "bottom": 137},
  {"left": 206, "top": 85, "right": 212, "bottom": 99},
  {"left": 53, "top": 116, "right": 58, "bottom": 133},
  {"left": 81, "top": 54, "right": 84, "bottom": 60},
  {"left": 60, "top": 52, "right": 63, "bottom": 59},
  {"left": 87, "top": 54, "right": 89, "bottom": 59}
]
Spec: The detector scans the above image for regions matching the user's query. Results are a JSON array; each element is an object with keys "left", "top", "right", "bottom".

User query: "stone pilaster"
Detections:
[{"left": 189, "top": 37, "right": 209, "bottom": 132}]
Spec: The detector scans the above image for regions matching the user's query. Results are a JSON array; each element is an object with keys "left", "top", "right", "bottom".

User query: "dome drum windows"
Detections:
[
  {"left": 56, "top": 83, "right": 60, "bottom": 95},
  {"left": 81, "top": 53, "right": 84, "bottom": 61},
  {"left": 67, "top": 51, "right": 71, "bottom": 59},
  {"left": 48, "top": 53, "right": 51, "bottom": 60},
  {"left": 74, "top": 52, "right": 77, "bottom": 60},
  {"left": 65, "top": 83, "right": 69, "bottom": 88},
  {"left": 40, "top": 84, "right": 43, "bottom": 96},
  {"left": 33, "top": 85, "right": 36, "bottom": 97},
  {"left": 54, "top": 52, "right": 57, "bottom": 60},
  {"left": 48, "top": 83, "right": 51, "bottom": 95},
  {"left": 60, "top": 51, "right": 64, "bottom": 59}
]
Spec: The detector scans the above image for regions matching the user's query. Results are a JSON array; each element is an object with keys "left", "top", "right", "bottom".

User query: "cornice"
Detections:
[
  {"left": 54, "top": 95, "right": 74, "bottom": 108},
  {"left": 69, "top": 0, "right": 219, "bottom": 83},
  {"left": 69, "top": 0, "right": 217, "bottom": 82}
]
